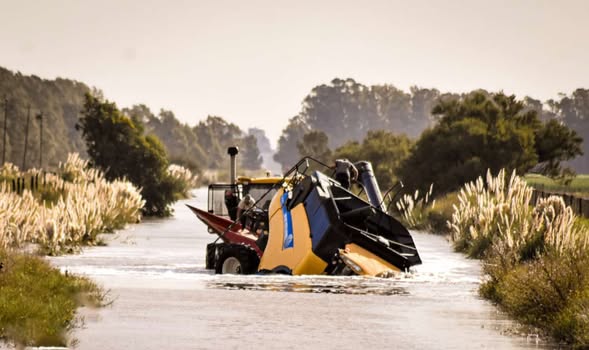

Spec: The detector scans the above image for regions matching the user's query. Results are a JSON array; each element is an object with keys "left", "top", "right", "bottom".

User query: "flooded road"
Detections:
[{"left": 50, "top": 188, "right": 553, "bottom": 349}]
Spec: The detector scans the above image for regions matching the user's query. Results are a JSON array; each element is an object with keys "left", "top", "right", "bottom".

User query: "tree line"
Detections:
[
  {"left": 0, "top": 67, "right": 264, "bottom": 174},
  {"left": 2, "top": 66, "right": 586, "bottom": 200},
  {"left": 278, "top": 78, "right": 587, "bottom": 195}
]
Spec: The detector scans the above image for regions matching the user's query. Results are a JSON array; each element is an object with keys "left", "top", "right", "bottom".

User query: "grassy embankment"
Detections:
[
  {"left": 0, "top": 250, "right": 105, "bottom": 347},
  {"left": 398, "top": 171, "right": 589, "bottom": 346},
  {"left": 524, "top": 174, "right": 589, "bottom": 196},
  {"left": 0, "top": 153, "right": 146, "bottom": 347}
]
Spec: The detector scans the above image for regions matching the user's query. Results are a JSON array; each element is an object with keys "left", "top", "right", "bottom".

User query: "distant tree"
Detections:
[
  {"left": 240, "top": 134, "right": 263, "bottom": 170},
  {"left": 274, "top": 115, "right": 310, "bottom": 170},
  {"left": 248, "top": 128, "right": 273, "bottom": 153},
  {"left": 194, "top": 116, "right": 243, "bottom": 169},
  {"left": 297, "top": 131, "right": 332, "bottom": 164},
  {"left": 0, "top": 67, "right": 90, "bottom": 169},
  {"left": 547, "top": 89, "right": 589, "bottom": 173},
  {"left": 274, "top": 79, "right": 440, "bottom": 171},
  {"left": 399, "top": 92, "right": 583, "bottom": 195},
  {"left": 78, "top": 94, "right": 179, "bottom": 216},
  {"left": 334, "top": 130, "right": 413, "bottom": 190}
]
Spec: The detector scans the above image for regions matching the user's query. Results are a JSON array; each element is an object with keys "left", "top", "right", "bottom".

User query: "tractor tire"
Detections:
[
  {"left": 215, "top": 244, "right": 260, "bottom": 275},
  {"left": 205, "top": 243, "right": 218, "bottom": 270}
]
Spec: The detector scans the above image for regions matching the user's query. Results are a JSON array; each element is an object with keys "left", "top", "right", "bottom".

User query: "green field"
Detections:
[{"left": 524, "top": 174, "right": 589, "bottom": 196}]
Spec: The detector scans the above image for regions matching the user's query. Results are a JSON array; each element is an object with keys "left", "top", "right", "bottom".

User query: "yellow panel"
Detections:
[
  {"left": 339, "top": 244, "right": 401, "bottom": 277},
  {"left": 259, "top": 189, "right": 326, "bottom": 274},
  {"left": 237, "top": 176, "right": 290, "bottom": 185},
  {"left": 292, "top": 251, "right": 328, "bottom": 275}
]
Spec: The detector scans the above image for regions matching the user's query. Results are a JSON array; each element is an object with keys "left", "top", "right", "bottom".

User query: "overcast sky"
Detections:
[{"left": 1, "top": 0, "right": 588, "bottom": 146}]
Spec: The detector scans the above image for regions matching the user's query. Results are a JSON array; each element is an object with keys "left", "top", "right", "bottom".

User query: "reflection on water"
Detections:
[{"left": 208, "top": 275, "right": 409, "bottom": 295}]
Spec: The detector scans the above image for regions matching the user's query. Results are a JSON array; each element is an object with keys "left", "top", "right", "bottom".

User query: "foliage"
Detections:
[
  {"left": 0, "top": 67, "right": 91, "bottom": 170},
  {"left": 399, "top": 92, "right": 583, "bottom": 195},
  {"left": 546, "top": 89, "right": 589, "bottom": 173},
  {"left": 274, "top": 78, "right": 441, "bottom": 169},
  {"left": 395, "top": 185, "right": 434, "bottom": 229},
  {"left": 274, "top": 115, "right": 310, "bottom": 171},
  {"left": 422, "top": 192, "right": 459, "bottom": 235},
  {"left": 449, "top": 169, "right": 589, "bottom": 346},
  {"left": 167, "top": 164, "right": 198, "bottom": 199},
  {"left": 78, "top": 94, "right": 178, "bottom": 216},
  {"left": 0, "top": 249, "right": 104, "bottom": 347},
  {"left": 481, "top": 250, "right": 589, "bottom": 347},
  {"left": 0, "top": 67, "right": 261, "bottom": 177},
  {"left": 525, "top": 173, "right": 589, "bottom": 195},
  {"left": 240, "top": 134, "right": 263, "bottom": 170},
  {"left": 297, "top": 131, "right": 332, "bottom": 164},
  {"left": 0, "top": 154, "right": 144, "bottom": 254},
  {"left": 334, "top": 130, "right": 413, "bottom": 190},
  {"left": 450, "top": 169, "right": 588, "bottom": 259},
  {"left": 534, "top": 119, "right": 583, "bottom": 178}
]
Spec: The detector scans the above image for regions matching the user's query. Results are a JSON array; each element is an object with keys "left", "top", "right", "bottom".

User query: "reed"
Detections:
[
  {"left": 395, "top": 184, "right": 434, "bottom": 229},
  {"left": 449, "top": 169, "right": 589, "bottom": 346},
  {"left": 0, "top": 153, "right": 144, "bottom": 254},
  {"left": 167, "top": 163, "right": 198, "bottom": 199},
  {"left": 449, "top": 169, "right": 588, "bottom": 259}
]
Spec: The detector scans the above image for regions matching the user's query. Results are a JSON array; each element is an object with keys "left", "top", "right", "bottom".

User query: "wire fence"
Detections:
[{"left": 532, "top": 189, "right": 589, "bottom": 218}]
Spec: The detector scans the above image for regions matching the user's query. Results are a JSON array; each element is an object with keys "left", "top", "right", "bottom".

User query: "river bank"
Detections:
[{"left": 46, "top": 188, "right": 556, "bottom": 349}]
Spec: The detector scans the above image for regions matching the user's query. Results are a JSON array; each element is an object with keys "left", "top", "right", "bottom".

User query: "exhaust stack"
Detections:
[
  {"left": 356, "top": 161, "right": 386, "bottom": 212},
  {"left": 227, "top": 146, "right": 239, "bottom": 184}
]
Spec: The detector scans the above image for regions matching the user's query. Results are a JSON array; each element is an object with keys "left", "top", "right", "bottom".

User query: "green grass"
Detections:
[
  {"left": 0, "top": 250, "right": 105, "bottom": 347},
  {"left": 525, "top": 174, "right": 589, "bottom": 196}
]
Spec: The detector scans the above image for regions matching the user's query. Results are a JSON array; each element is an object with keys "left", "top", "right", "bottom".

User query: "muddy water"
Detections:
[{"left": 50, "top": 188, "right": 553, "bottom": 349}]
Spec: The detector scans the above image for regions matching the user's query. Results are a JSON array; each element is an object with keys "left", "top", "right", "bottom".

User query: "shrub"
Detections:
[
  {"left": 167, "top": 164, "right": 198, "bottom": 199},
  {"left": 0, "top": 249, "right": 104, "bottom": 347}
]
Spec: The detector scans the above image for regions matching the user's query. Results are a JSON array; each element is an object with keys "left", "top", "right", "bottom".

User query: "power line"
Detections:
[
  {"left": 2, "top": 97, "right": 7, "bottom": 165},
  {"left": 23, "top": 105, "right": 31, "bottom": 169}
]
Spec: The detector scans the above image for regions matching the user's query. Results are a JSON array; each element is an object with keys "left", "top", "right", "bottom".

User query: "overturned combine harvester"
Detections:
[{"left": 187, "top": 147, "right": 421, "bottom": 277}]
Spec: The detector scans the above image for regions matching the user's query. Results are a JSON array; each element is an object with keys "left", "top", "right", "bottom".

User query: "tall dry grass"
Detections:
[
  {"left": 0, "top": 154, "right": 144, "bottom": 254},
  {"left": 167, "top": 164, "right": 198, "bottom": 199},
  {"left": 450, "top": 169, "right": 588, "bottom": 259},
  {"left": 395, "top": 184, "right": 434, "bottom": 229},
  {"left": 449, "top": 169, "right": 589, "bottom": 346}
]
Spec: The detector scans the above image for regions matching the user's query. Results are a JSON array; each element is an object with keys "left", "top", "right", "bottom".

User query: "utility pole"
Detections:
[
  {"left": 22, "top": 105, "right": 31, "bottom": 170},
  {"left": 2, "top": 97, "right": 7, "bottom": 165},
  {"left": 36, "top": 112, "right": 43, "bottom": 169}
]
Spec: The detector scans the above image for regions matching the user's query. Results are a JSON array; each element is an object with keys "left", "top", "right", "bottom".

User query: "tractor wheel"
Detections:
[
  {"left": 215, "top": 244, "right": 260, "bottom": 275},
  {"left": 205, "top": 243, "right": 218, "bottom": 270}
]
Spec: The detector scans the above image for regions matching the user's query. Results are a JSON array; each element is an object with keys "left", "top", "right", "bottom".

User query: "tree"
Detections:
[
  {"left": 334, "top": 130, "right": 413, "bottom": 190},
  {"left": 547, "top": 89, "right": 589, "bottom": 173},
  {"left": 274, "top": 79, "right": 440, "bottom": 171},
  {"left": 297, "top": 131, "right": 332, "bottom": 164},
  {"left": 194, "top": 116, "right": 243, "bottom": 169},
  {"left": 78, "top": 94, "right": 178, "bottom": 216},
  {"left": 240, "top": 134, "right": 263, "bottom": 170},
  {"left": 399, "top": 92, "right": 583, "bottom": 195},
  {"left": 534, "top": 119, "right": 583, "bottom": 177},
  {"left": 274, "top": 115, "right": 310, "bottom": 171}
]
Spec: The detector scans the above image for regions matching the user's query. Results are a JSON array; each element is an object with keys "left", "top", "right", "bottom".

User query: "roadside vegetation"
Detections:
[
  {"left": 78, "top": 94, "right": 200, "bottom": 216},
  {"left": 0, "top": 154, "right": 144, "bottom": 346},
  {"left": 448, "top": 170, "right": 589, "bottom": 346},
  {"left": 0, "top": 147, "right": 197, "bottom": 348},
  {"left": 0, "top": 154, "right": 144, "bottom": 254},
  {"left": 0, "top": 249, "right": 106, "bottom": 347}
]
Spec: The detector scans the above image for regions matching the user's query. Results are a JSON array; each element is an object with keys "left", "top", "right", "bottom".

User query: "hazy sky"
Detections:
[{"left": 1, "top": 0, "right": 588, "bottom": 146}]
